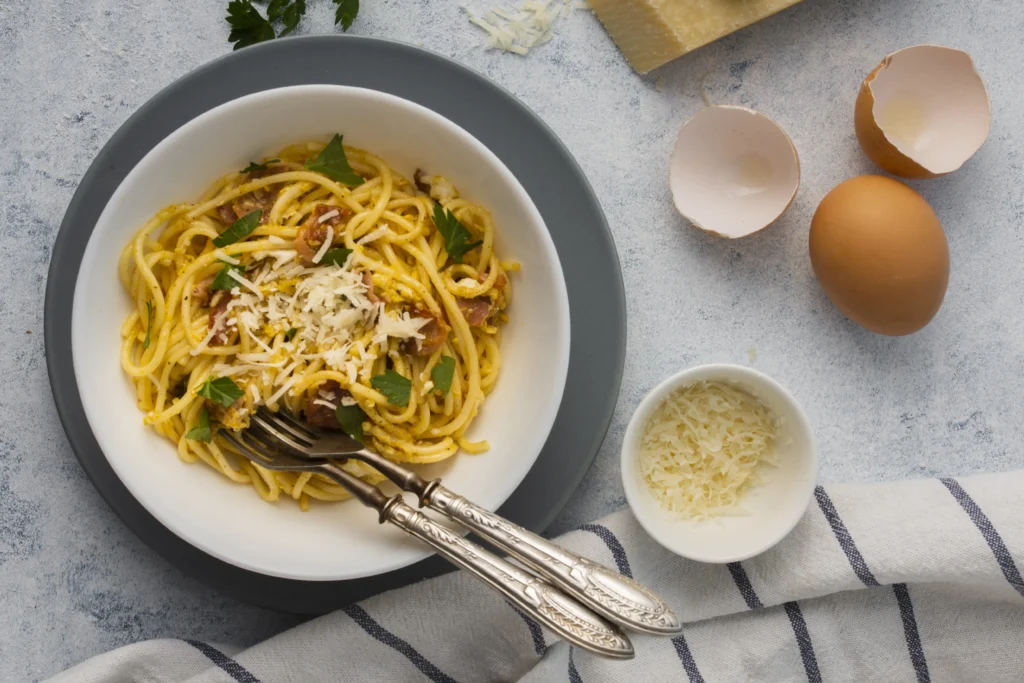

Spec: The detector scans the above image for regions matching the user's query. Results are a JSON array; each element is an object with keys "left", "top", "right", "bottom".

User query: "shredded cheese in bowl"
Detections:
[{"left": 638, "top": 381, "right": 779, "bottom": 519}]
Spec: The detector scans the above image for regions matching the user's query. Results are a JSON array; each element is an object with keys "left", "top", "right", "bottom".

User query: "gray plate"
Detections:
[{"left": 45, "top": 35, "right": 625, "bottom": 615}]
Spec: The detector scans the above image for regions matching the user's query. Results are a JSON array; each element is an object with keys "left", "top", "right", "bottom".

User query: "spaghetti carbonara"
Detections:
[{"left": 119, "top": 136, "right": 514, "bottom": 509}]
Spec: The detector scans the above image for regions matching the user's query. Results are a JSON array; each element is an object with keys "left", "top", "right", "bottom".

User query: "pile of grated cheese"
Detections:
[
  {"left": 201, "top": 239, "right": 428, "bottom": 406},
  {"left": 639, "top": 381, "right": 779, "bottom": 520},
  {"left": 463, "top": 0, "right": 589, "bottom": 56}
]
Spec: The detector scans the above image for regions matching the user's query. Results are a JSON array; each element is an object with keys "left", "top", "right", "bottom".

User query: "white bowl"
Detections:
[
  {"left": 621, "top": 364, "right": 817, "bottom": 563},
  {"left": 71, "top": 85, "right": 570, "bottom": 581}
]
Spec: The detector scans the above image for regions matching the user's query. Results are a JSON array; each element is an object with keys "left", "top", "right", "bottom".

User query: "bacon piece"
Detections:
[
  {"left": 413, "top": 168, "right": 431, "bottom": 194},
  {"left": 216, "top": 192, "right": 276, "bottom": 227},
  {"left": 304, "top": 380, "right": 349, "bottom": 429},
  {"left": 217, "top": 203, "right": 236, "bottom": 225},
  {"left": 477, "top": 271, "right": 508, "bottom": 290},
  {"left": 191, "top": 276, "right": 214, "bottom": 307},
  {"left": 207, "top": 395, "right": 246, "bottom": 431},
  {"left": 400, "top": 306, "right": 449, "bottom": 357},
  {"left": 457, "top": 297, "right": 493, "bottom": 327},
  {"left": 208, "top": 291, "right": 235, "bottom": 346},
  {"left": 361, "top": 271, "right": 381, "bottom": 305},
  {"left": 295, "top": 204, "right": 352, "bottom": 265}
]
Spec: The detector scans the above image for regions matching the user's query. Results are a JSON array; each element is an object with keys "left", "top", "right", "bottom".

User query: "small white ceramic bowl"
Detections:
[
  {"left": 621, "top": 364, "right": 817, "bottom": 563},
  {"left": 72, "top": 85, "right": 570, "bottom": 581}
]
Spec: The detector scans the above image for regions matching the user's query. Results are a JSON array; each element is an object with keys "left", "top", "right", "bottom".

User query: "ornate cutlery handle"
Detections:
[
  {"left": 425, "top": 485, "right": 682, "bottom": 635},
  {"left": 380, "top": 497, "right": 634, "bottom": 659}
]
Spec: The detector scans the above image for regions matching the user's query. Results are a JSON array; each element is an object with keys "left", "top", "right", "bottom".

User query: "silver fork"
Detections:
[
  {"left": 248, "top": 407, "right": 682, "bottom": 636},
  {"left": 219, "top": 427, "right": 635, "bottom": 659}
]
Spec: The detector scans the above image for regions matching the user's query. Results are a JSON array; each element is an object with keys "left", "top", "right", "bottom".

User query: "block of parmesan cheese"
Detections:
[{"left": 587, "top": 0, "right": 805, "bottom": 74}]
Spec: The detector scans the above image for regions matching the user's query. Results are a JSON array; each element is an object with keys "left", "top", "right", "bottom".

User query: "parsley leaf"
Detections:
[
  {"left": 333, "top": 0, "right": 359, "bottom": 30},
  {"left": 371, "top": 370, "right": 412, "bottom": 407},
  {"left": 267, "top": 0, "right": 306, "bottom": 36},
  {"left": 143, "top": 301, "right": 154, "bottom": 350},
  {"left": 196, "top": 376, "right": 245, "bottom": 407},
  {"left": 320, "top": 248, "right": 353, "bottom": 267},
  {"left": 431, "top": 356, "right": 456, "bottom": 397},
  {"left": 432, "top": 204, "right": 482, "bottom": 264},
  {"left": 226, "top": 0, "right": 275, "bottom": 50},
  {"left": 241, "top": 158, "right": 281, "bottom": 174},
  {"left": 335, "top": 403, "right": 367, "bottom": 443},
  {"left": 305, "top": 134, "right": 364, "bottom": 186},
  {"left": 284, "top": 327, "right": 298, "bottom": 342},
  {"left": 186, "top": 407, "right": 213, "bottom": 443},
  {"left": 213, "top": 209, "right": 262, "bottom": 248},
  {"left": 211, "top": 263, "right": 246, "bottom": 291}
]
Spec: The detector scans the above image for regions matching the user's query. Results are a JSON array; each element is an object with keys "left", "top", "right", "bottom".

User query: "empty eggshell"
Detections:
[
  {"left": 855, "top": 45, "right": 991, "bottom": 178},
  {"left": 670, "top": 105, "right": 800, "bottom": 238}
]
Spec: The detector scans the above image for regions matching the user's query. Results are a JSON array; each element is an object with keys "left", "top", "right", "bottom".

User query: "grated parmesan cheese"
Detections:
[
  {"left": 463, "top": 0, "right": 587, "bottom": 56},
  {"left": 639, "top": 381, "right": 779, "bottom": 519}
]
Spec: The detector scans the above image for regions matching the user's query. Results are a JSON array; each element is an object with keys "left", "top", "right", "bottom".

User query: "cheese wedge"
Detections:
[{"left": 587, "top": 0, "right": 805, "bottom": 73}]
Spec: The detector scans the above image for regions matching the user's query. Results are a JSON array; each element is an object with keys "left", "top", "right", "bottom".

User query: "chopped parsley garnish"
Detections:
[
  {"left": 320, "top": 248, "right": 353, "bottom": 267},
  {"left": 196, "top": 376, "right": 245, "bottom": 407},
  {"left": 226, "top": 1, "right": 275, "bottom": 50},
  {"left": 334, "top": 0, "right": 359, "bottom": 30},
  {"left": 225, "top": 0, "right": 359, "bottom": 51},
  {"left": 431, "top": 356, "right": 456, "bottom": 397},
  {"left": 185, "top": 407, "right": 213, "bottom": 443},
  {"left": 266, "top": 0, "right": 305, "bottom": 36},
  {"left": 335, "top": 403, "right": 367, "bottom": 442},
  {"left": 432, "top": 204, "right": 482, "bottom": 264},
  {"left": 241, "top": 158, "right": 281, "bottom": 174},
  {"left": 371, "top": 370, "right": 412, "bottom": 407},
  {"left": 213, "top": 209, "right": 262, "bottom": 247},
  {"left": 284, "top": 327, "right": 298, "bottom": 342},
  {"left": 211, "top": 263, "right": 246, "bottom": 291},
  {"left": 143, "top": 301, "right": 154, "bottom": 350},
  {"left": 305, "top": 134, "right": 364, "bottom": 186}
]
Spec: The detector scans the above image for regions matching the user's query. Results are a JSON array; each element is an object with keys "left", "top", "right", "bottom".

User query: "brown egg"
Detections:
[{"left": 809, "top": 175, "right": 948, "bottom": 336}]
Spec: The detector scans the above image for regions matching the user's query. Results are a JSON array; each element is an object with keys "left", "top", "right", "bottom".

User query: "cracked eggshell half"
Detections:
[
  {"left": 669, "top": 106, "right": 800, "bottom": 238},
  {"left": 855, "top": 45, "right": 991, "bottom": 178}
]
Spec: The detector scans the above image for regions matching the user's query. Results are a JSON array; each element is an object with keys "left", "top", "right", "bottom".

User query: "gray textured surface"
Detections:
[{"left": 2, "top": 0, "right": 1023, "bottom": 680}]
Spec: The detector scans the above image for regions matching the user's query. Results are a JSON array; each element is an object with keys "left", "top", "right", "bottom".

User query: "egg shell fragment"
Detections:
[
  {"left": 855, "top": 45, "right": 990, "bottom": 178},
  {"left": 809, "top": 175, "right": 949, "bottom": 336},
  {"left": 670, "top": 106, "right": 800, "bottom": 238}
]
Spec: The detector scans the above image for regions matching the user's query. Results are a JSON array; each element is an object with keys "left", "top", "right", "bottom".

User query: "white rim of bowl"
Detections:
[{"left": 620, "top": 363, "right": 818, "bottom": 563}]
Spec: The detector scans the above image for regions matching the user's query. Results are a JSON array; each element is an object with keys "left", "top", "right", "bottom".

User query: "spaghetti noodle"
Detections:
[{"left": 119, "top": 138, "right": 514, "bottom": 510}]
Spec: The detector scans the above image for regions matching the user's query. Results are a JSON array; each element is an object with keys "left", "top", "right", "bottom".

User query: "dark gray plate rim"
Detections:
[{"left": 44, "top": 34, "right": 625, "bottom": 615}]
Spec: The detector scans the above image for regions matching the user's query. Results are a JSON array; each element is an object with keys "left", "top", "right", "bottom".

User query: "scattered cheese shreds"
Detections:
[
  {"left": 463, "top": 0, "right": 582, "bottom": 55},
  {"left": 639, "top": 381, "right": 779, "bottom": 520}
]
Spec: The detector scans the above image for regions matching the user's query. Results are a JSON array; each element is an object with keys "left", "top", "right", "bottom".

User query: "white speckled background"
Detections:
[{"left": 3, "top": 0, "right": 1023, "bottom": 679}]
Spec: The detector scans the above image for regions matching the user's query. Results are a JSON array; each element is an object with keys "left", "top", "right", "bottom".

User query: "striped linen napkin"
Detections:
[{"left": 49, "top": 470, "right": 1024, "bottom": 682}]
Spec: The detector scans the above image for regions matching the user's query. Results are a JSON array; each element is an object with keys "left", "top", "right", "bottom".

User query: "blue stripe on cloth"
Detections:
[
  {"left": 577, "top": 524, "right": 632, "bottom": 577},
  {"left": 726, "top": 562, "right": 764, "bottom": 610},
  {"left": 815, "top": 486, "right": 932, "bottom": 679},
  {"left": 893, "top": 584, "right": 931, "bottom": 683},
  {"left": 506, "top": 601, "right": 546, "bottom": 655},
  {"left": 727, "top": 565, "right": 821, "bottom": 682},
  {"left": 941, "top": 478, "right": 1024, "bottom": 598},
  {"left": 568, "top": 647, "right": 583, "bottom": 683},
  {"left": 184, "top": 640, "right": 260, "bottom": 683},
  {"left": 581, "top": 524, "right": 706, "bottom": 682},
  {"left": 671, "top": 633, "right": 706, "bottom": 683},
  {"left": 783, "top": 602, "right": 823, "bottom": 683},
  {"left": 814, "top": 486, "right": 880, "bottom": 586},
  {"left": 342, "top": 604, "right": 459, "bottom": 683}
]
